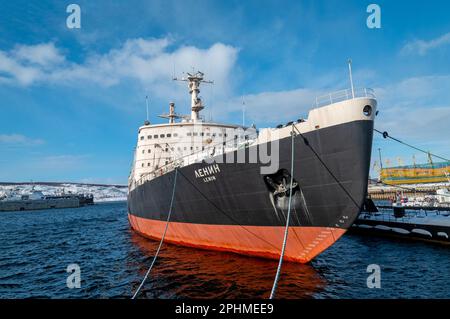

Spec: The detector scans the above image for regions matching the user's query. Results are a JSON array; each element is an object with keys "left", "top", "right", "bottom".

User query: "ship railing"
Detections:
[
  {"left": 368, "top": 206, "right": 446, "bottom": 223},
  {"left": 314, "top": 88, "right": 375, "bottom": 108},
  {"left": 133, "top": 133, "right": 258, "bottom": 187}
]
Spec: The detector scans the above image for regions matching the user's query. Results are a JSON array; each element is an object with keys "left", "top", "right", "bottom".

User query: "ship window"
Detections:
[
  {"left": 165, "top": 148, "right": 168, "bottom": 152},
  {"left": 147, "top": 163, "right": 151, "bottom": 167},
  {"left": 190, "top": 146, "right": 193, "bottom": 150},
  {"left": 167, "top": 133, "right": 171, "bottom": 138},
  {"left": 245, "top": 135, "right": 249, "bottom": 140},
  {"left": 224, "top": 133, "right": 228, "bottom": 137},
  {"left": 153, "top": 134, "right": 158, "bottom": 138},
  {"left": 148, "top": 135, "right": 152, "bottom": 139},
  {"left": 140, "top": 136, "right": 144, "bottom": 140},
  {"left": 193, "top": 132, "right": 198, "bottom": 136},
  {"left": 141, "top": 163, "right": 144, "bottom": 167},
  {"left": 234, "top": 135, "right": 238, "bottom": 139},
  {"left": 202, "top": 146, "right": 205, "bottom": 150},
  {"left": 142, "top": 150, "right": 145, "bottom": 154},
  {"left": 160, "top": 134, "right": 165, "bottom": 138},
  {"left": 184, "top": 147, "right": 187, "bottom": 151},
  {"left": 206, "top": 133, "right": 210, "bottom": 136},
  {"left": 200, "top": 132, "right": 204, "bottom": 136},
  {"left": 165, "top": 161, "right": 169, "bottom": 165},
  {"left": 148, "top": 149, "right": 151, "bottom": 153},
  {"left": 173, "top": 133, "right": 178, "bottom": 137},
  {"left": 363, "top": 105, "right": 372, "bottom": 116},
  {"left": 187, "top": 132, "right": 192, "bottom": 136}
]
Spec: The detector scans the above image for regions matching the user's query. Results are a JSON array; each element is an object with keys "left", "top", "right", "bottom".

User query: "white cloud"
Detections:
[
  {"left": 0, "top": 134, "right": 45, "bottom": 146},
  {"left": 373, "top": 75, "right": 450, "bottom": 159},
  {"left": 0, "top": 38, "right": 239, "bottom": 102},
  {"left": 400, "top": 32, "right": 450, "bottom": 56},
  {"left": 0, "top": 43, "right": 65, "bottom": 85},
  {"left": 13, "top": 43, "right": 65, "bottom": 67}
]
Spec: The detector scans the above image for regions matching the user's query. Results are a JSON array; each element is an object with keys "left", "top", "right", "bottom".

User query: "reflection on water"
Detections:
[
  {"left": 129, "top": 232, "right": 326, "bottom": 299},
  {"left": 2, "top": 201, "right": 450, "bottom": 299}
]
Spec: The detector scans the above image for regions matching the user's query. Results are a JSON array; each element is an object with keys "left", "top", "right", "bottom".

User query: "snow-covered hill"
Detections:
[{"left": 0, "top": 183, "right": 128, "bottom": 203}]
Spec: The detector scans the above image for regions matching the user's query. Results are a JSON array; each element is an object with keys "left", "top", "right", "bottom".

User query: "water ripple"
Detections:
[{"left": 1, "top": 202, "right": 450, "bottom": 298}]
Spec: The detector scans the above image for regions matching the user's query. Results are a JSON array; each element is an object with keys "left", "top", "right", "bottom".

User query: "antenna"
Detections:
[
  {"left": 173, "top": 70, "right": 214, "bottom": 122},
  {"left": 378, "top": 148, "right": 383, "bottom": 170},
  {"left": 145, "top": 95, "right": 150, "bottom": 122},
  {"left": 348, "top": 59, "right": 355, "bottom": 98},
  {"left": 242, "top": 96, "right": 246, "bottom": 127}
]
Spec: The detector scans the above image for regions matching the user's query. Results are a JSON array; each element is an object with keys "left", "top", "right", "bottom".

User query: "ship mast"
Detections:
[
  {"left": 173, "top": 71, "right": 213, "bottom": 122},
  {"left": 158, "top": 102, "right": 187, "bottom": 123}
]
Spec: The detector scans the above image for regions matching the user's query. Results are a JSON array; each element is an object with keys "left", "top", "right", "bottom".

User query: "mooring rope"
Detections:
[
  {"left": 292, "top": 125, "right": 362, "bottom": 212},
  {"left": 374, "top": 128, "right": 450, "bottom": 162},
  {"left": 131, "top": 168, "right": 178, "bottom": 299},
  {"left": 269, "top": 125, "right": 296, "bottom": 299}
]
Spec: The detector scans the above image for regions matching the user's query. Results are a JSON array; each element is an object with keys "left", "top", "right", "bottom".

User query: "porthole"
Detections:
[{"left": 363, "top": 105, "right": 372, "bottom": 117}]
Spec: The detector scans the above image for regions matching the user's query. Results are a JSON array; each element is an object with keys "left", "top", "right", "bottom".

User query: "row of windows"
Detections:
[
  {"left": 140, "top": 133, "right": 178, "bottom": 141},
  {"left": 140, "top": 134, "right": 250, "bottom": 142},
  {"left": 140, "top": 142, "right": 239, "bottom": 155},
  {"left": 141, "top": 161, "right": 169, "bottom": 168},
  {"left": 186, "top": 132, "right": 227, "bottom": 137},
  {"left": 141, "top": 146, "right": 173, "bottom": 153},
  {"left": 139, "top": 132, "right": 252, "bottom": 141},
  {"left": 140, "top": 145, "right": 209, "bottom": 154}
]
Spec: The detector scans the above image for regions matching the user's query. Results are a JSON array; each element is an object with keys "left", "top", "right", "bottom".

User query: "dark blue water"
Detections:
[{"left": 1, "top": 201, "right": 449, "bottom": 299}]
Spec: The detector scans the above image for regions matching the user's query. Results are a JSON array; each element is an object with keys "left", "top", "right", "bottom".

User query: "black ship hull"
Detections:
[{"left": 128, "top": 119, "right": 373, "bottom": 262}]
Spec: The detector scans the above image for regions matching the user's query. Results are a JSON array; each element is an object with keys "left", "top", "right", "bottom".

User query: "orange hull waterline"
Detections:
[{"left": 129, "top": 214, "right": 346, "bottom": 263}]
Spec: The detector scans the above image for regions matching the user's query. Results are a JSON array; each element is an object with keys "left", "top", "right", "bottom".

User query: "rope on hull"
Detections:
[
  {"left": 131, "top": 168, "right": 178, "bottom": 299},
  {"left": 269, "top": 125, "right": 296, "bottom": 299}
]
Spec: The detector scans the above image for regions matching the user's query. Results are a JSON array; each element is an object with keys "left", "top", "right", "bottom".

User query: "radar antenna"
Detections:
[{"left": 173, "top": 71, "right": 214, "bottom": 122}]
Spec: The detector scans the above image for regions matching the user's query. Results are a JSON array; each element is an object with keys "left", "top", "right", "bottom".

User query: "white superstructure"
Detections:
[
  {"left": 129, "top": 70, "right": 377, "bottom": 191},
  {"left": 129, "top": 71, "right": 257, "bottom": 188}
]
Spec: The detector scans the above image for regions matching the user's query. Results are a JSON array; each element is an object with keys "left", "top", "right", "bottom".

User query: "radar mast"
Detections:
[{"left": 173, "top": 71, "right": 213, "bottom": 122}]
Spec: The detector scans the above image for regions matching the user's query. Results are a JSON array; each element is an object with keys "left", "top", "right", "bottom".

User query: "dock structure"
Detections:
[
  {"left": 0, "top": 197, "right": 80, "bottom": 212},
  {"left": 368, "top": 183, "right": 449, "bottom": 201}
]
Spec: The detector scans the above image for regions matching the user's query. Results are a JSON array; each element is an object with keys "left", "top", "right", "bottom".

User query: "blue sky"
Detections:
[{"left": 0, "top": 0, "right": 449, "bottom": 184}]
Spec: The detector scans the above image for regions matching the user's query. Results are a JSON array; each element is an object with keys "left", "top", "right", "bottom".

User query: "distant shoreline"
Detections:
[{"left": 0, "top": 181, "right": 127, "bottom": 188}]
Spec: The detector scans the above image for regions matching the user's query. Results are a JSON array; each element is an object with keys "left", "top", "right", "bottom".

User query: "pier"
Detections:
[{"left": 368, "top": 183, "right": 448, "bottom": 200}]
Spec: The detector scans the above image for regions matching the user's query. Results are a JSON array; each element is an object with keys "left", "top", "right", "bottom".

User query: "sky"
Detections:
[{"left": 0, "top": 0, "right": 449, "bottom": 184}]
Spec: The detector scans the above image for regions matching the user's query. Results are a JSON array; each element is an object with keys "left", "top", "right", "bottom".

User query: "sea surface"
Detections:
[{"left": 1, "top": 201, "right": 449, "bottom": 299}]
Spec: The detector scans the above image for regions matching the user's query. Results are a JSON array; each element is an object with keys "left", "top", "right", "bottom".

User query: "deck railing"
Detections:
[
  {"left": 131, "top": 135, "right": 257, "bottom": 189},
  {"left": 314, "top": 88, "right": 375, "bottom": 108}
]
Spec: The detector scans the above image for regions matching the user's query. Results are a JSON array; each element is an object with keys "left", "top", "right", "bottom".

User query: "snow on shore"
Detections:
[{"left": 0, "top": 183, "right": 128, "bottom": 203}]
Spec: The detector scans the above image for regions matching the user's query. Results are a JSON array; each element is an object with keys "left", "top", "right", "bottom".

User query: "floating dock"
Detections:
[
  {"left": 352, "top": 203, "right": 450, "bottom": 244},
  {"left": 0, "top": 193, "right": 94, "bottom": 212}
]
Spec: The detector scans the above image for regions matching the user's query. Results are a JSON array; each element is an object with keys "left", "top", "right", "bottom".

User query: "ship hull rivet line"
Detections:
[
  {"left": 131, "top": 168, "right": 178, "bottom": 299},
  {"left": 269, "top": 125, "right": 296, "bottom": 299}
]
